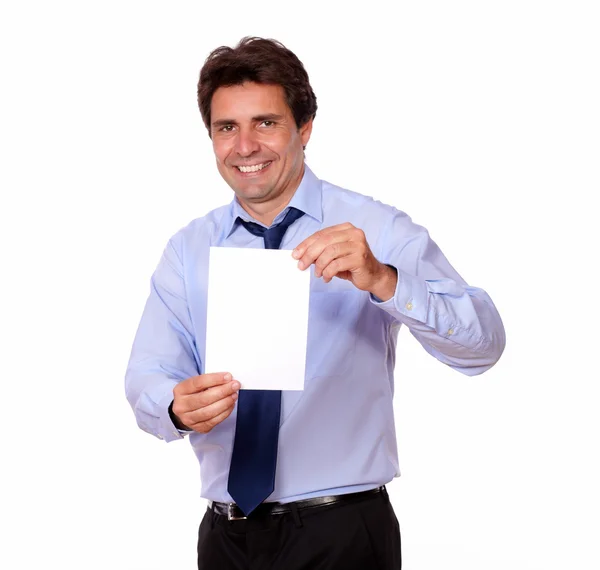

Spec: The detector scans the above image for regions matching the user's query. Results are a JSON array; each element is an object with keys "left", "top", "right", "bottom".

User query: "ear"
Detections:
[{"left": 299, "top": 118, "right": 314, "bottom": 148}]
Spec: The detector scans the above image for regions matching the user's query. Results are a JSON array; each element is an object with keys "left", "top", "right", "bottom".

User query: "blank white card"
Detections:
[{"left": 205, "top": 247, "right": 310, "bottom": 390}]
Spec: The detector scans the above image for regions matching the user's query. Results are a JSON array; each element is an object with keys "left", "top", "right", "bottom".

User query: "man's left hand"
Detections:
[{"left": 292, "top": 223, "right": 397, "bottom": 301}]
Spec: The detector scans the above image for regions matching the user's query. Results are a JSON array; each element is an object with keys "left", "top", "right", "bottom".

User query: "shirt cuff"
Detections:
[
  {"left": 369, "top": 265, "right": 429, "bottom": 324},
  {"left": 136, "top": 381, "right": 188, "bottom": 442}
]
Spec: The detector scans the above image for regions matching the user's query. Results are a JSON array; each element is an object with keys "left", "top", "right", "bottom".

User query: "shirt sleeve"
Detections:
[
  {"left": 370, "top": 209, "right": 506, "bottom": 376},
  {"left": 125, "top": 237, "right": 202, "bottom": 442}
]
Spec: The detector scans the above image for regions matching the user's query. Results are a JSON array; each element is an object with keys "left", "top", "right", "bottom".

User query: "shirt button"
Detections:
[
  {"left": 405, "top": 302, "right": 413, "bottom": 311},
  {"left": 447, "top": 328, "right": 454, "bottom": 335}
]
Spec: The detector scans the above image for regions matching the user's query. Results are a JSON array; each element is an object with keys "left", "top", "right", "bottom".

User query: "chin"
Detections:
[
  {"left": 235, "top": 186, "right": 273, "bottom": 202},
  {"left": 232, "top": 178, "right": 274, "bottom": 198}
]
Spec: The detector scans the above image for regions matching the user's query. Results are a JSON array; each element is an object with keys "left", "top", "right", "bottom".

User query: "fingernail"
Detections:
[
  {"left": 232, "top": 381, "right": 241, "bottom": 390},
  {"left": 224, "top": 373, "right": 232, "bottom": 381},
  {"left": 231, "top": 392, "right": 238, "bottom": 401},
  {"left": 297, "top": 261, "right": 304, "bottom": 270},
  {"left": 292, "top": 249, "right": 300, "bottom": 259}
]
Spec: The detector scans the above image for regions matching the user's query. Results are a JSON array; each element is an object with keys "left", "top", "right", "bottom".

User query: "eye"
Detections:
[
  {"left": 260, "top": 120, "right": 275, "bottom": 127},
  {"left": 220, "top": 124, "right": 234, "bottom": 132}
]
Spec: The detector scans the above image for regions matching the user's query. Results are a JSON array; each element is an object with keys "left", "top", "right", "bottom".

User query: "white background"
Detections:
[{"left": 1, "top": 1, "right": 598, "bottom": 569}]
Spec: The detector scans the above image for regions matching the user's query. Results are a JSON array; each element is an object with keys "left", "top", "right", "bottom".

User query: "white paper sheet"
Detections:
[{"left": 205, "top": 246, "right": 310, "bottom": 390}]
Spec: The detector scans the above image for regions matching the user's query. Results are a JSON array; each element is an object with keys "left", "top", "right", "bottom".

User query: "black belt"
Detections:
[{"left": 209, "top": 486, "right": 386, "bottom": 521}]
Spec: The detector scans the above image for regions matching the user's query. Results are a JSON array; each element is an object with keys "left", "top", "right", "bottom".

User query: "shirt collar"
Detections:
[{"left": 223, "top": 164, "right": 323, "bottom": 238}]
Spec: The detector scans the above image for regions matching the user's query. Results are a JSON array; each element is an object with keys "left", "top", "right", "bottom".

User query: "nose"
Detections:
[{"left": 234, "top": 128, "right": 260, "bottom": 158}]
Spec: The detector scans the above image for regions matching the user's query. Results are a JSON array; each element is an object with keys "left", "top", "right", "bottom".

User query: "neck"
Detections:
[{"left": 239, "top": 194, "right": 292, "bottom": 226}]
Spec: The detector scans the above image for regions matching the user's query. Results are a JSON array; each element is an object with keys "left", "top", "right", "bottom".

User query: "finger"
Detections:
[
  {"left": 320, "top": 252, "right": 362, "bottom": 283},
  {"left": 186, "top": 380, "right": 241, "bottom": 410},
  {"left": 292, "top": 223, "right": 354, "bottom": 261},
  {"left": 174, "top": 379, "right": 240, "bottom": 418},
  {"left": 191, "top": 405, "right": 237, "bottom": 434},
  {"left": 183, "top": 393, "right": 237, "bottom": 427},
  {"left": 317, "top": 228, "right": 371, "bottom": 279},
  {"left": 313, "top": 241, "right": 356, "bottom": 278},
  {"left": 296, "top": 229, "right": 355, "bottom": 271},
  {"left": 176, "top": 372, "right": 233, "bottom": 396}
]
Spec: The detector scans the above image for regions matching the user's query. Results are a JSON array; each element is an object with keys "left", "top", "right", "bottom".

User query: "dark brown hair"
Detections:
[{"left": 197, "top": 37, "right": 317, "bottom": 135}]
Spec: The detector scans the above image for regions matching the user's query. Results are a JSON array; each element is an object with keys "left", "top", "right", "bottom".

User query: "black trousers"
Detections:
[{"left": 197, "top": 488, "right": 401, "bottom": 570}]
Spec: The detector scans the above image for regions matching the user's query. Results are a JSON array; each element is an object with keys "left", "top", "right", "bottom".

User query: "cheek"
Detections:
[
  {"left": 213, "top": 139, "right": 232, "bottom": 165},
  {"left": 268, "top": 133, "right": 297, "bottom": 158}
]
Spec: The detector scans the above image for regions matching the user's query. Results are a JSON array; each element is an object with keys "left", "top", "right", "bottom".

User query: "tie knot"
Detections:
[{"left": 238, "top": 207, "right": 305, "bottom": 250}]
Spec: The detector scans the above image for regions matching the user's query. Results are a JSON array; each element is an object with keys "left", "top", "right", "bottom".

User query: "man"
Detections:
[{"left": 125, "top": 36, "right": 505, "bottom": 569}]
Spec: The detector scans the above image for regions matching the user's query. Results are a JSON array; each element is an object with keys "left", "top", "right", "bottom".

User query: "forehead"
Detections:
[{"left": 211, "top": 82, "right": 290, "bottom": 120}]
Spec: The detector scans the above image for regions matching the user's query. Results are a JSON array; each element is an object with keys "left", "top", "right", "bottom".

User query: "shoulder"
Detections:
[
  {"left": 318, "top": 176, "right": 430, "bottom": 257},
  {"left": 320, "top": 177, "right": 410, "bottom": 227}
]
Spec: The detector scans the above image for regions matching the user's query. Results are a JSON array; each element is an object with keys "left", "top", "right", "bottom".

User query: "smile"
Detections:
[{"left": 235, "top": 161, "right": 272, "bottom": 173}]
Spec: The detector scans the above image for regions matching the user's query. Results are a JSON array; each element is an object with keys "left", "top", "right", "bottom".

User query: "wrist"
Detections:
[
  {"left": 168, "top": 400, "right": 190, "bottom": 431},
  {"left": 369, "top": 263, "right": 397, "bottom": 302}
]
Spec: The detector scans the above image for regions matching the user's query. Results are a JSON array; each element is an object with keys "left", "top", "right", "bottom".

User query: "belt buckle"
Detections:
[{"left": 227, "top": 503, "right": 247, "bottom": 521}]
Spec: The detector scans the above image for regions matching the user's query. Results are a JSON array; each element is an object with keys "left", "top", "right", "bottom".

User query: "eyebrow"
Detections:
[{"left": 211, "top": 113, "right": 284, "bottom": 129}]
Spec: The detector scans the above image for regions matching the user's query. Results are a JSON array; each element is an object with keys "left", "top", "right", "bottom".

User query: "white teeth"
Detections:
[{"left": 237, "top": 162, "right": 270, "bottom": 173}]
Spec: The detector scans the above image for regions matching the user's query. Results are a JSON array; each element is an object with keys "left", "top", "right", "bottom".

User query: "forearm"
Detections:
[
  {"left": 369, "top": 209, "right": 506, "bottom": 374},
  {"left": 371, "top": 267, "right": 505, "bottom": 375},
  {"left": 125, "top": 371, "right": 187, "bottom": 441},
  {"left": 124, "top": 237, "right": 201, "bottom": 440}
]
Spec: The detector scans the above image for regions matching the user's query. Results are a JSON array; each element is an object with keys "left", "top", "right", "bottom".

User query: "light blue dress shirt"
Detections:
[{"left": 125, "top": 165, "right": 505, "bottom": 504}]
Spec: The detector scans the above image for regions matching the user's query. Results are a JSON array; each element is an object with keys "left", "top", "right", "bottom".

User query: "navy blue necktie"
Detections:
[{"left": 227, "top": 206, "right": 305, "bottom": 516}]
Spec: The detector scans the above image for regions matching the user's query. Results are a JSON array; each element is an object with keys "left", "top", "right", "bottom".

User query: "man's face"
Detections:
[{"left": 210, "top": 82, "right": 312, "bottom": 208}]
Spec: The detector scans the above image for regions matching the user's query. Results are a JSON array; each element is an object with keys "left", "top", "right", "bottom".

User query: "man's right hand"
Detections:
[{"left": 171, "top": 372, "right": 240, "bottom": 433}]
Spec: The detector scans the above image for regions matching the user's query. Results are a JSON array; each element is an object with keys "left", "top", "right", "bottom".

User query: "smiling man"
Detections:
[
  {"left": 210, "top": 83, "right": 311, "bottom": 222},
  {"left": 125, "top": 37, "right": 505, "bottom": 570}
]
